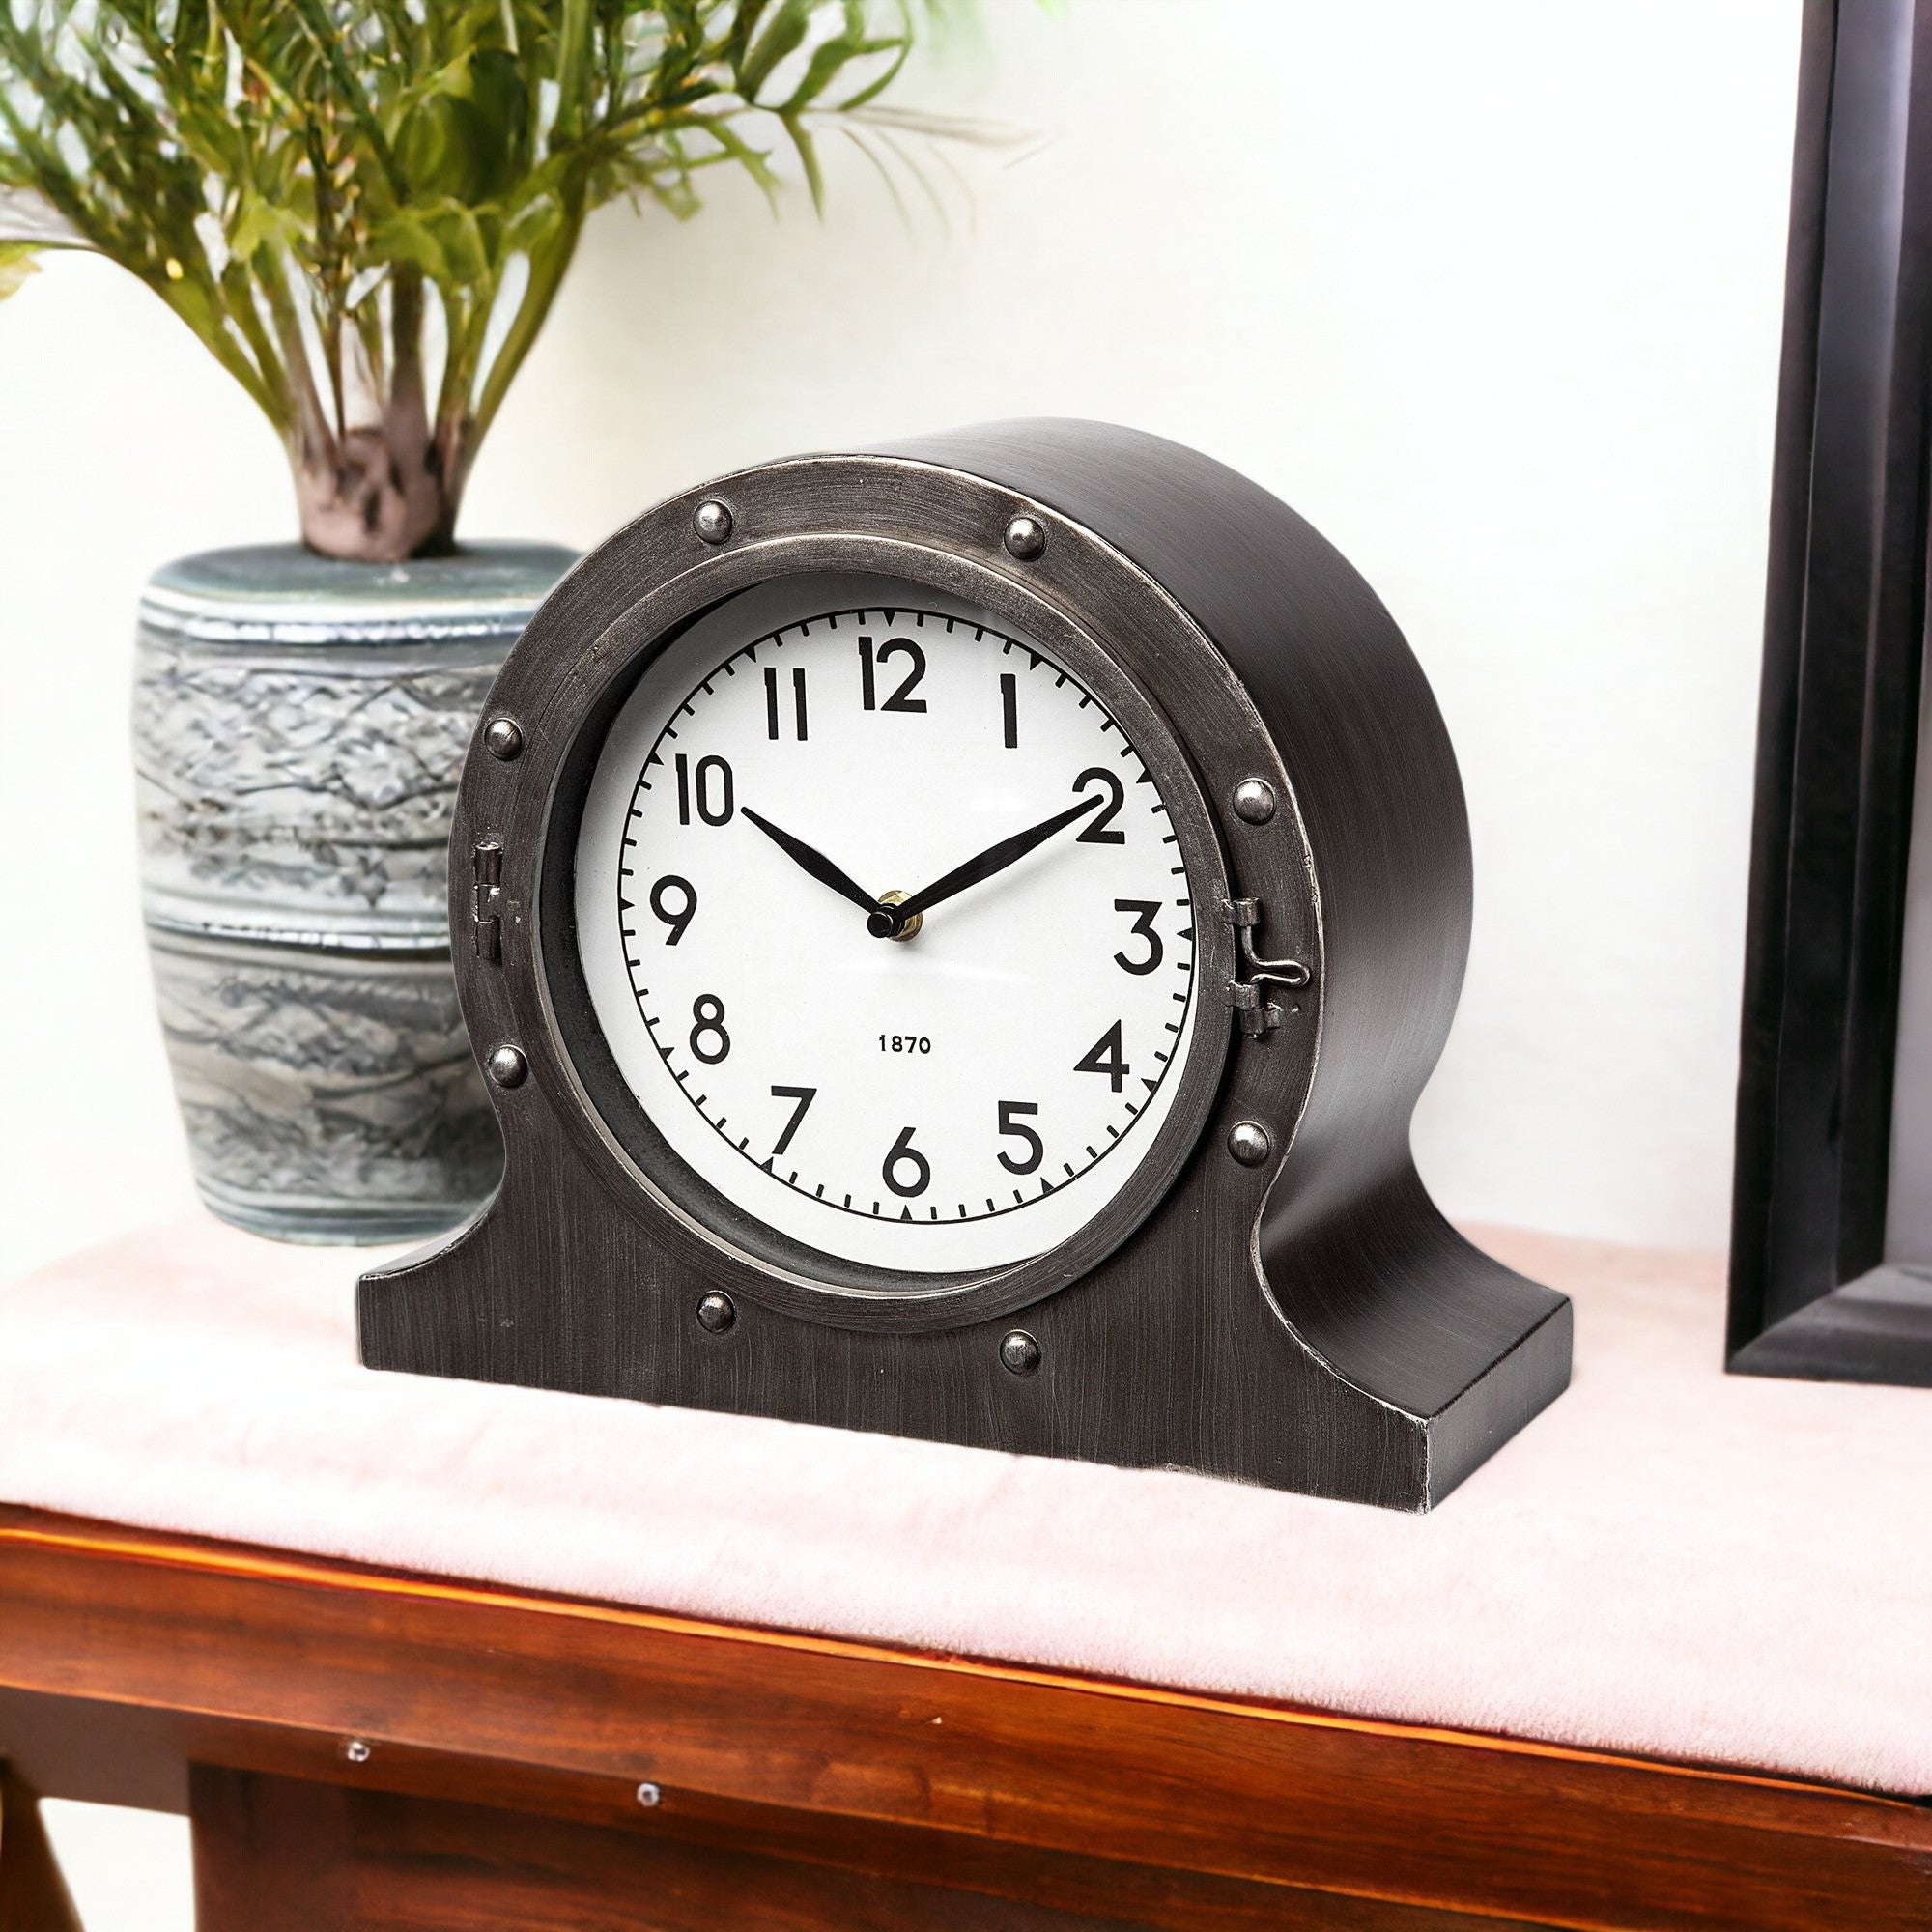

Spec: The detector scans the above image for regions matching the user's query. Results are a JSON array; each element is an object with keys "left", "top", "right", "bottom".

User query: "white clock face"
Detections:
[{"left": 573, "top": 573, "right": 1207, "bottom": 1277}]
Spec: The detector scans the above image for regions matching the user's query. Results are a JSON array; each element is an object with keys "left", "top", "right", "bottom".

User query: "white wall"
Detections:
[
  {"left": 0, "top": 0, "right": 1804, "bottom": 1915},
  {"left": 1, "top": 0, "right": 1806, "bottom": 1284},
  {"left": 1, "top": 0, "right": 1804, "bottom": 1287}
]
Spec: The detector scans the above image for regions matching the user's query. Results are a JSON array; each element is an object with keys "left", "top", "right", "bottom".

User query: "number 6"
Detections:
[{"left": 883, "top": 1125, "right": 930, "bottom": 1198}]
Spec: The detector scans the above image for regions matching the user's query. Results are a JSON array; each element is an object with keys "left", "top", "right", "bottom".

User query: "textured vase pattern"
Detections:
[{"left": 135, "top": 543, "right": 574, "bottom": 1242}]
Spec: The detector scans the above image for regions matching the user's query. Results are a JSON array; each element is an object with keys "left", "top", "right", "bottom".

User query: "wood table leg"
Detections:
[
  {"left": 0, "top": 1765, "right": 85, "bottom": 1932},
  {"left": 188, "top": 1766, "right": 1162, "bottom": 1932}
]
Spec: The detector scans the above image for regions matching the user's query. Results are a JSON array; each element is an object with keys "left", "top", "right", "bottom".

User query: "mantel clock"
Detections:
[{"left": 359, "top": 420, "right": 1571, "bottom": 1510}]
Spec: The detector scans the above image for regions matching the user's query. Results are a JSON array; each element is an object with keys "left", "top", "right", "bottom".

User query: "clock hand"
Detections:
[
  {"left": 870, "top": 792, "right": 1105, "bottom": 938},
  {"left": 741, "top": 808, "right": 881, "bottom": 918}
]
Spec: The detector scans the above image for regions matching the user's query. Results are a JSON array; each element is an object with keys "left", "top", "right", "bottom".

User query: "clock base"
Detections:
[{"left": 361, "top": 1151, "right": 1567, "bottom": 1513}]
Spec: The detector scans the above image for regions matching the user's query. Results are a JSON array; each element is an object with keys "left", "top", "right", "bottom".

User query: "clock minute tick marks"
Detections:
[{"left": 608, "top": 596, "right": 1198, "bottom": 1252}]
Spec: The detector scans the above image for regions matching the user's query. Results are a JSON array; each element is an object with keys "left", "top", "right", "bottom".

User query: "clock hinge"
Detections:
[
  {"left": 472, "top": 839, "right": 504, "bottom": 962},
  {"left": 1222, "top": 896, "right": 1310, "bottom": 1038}
]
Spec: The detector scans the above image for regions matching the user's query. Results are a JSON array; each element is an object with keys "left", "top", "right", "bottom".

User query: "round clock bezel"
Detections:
[
  {"left": 471, "top": 457, "right": 1315, "bottom": 1333},
  {"left": 570, "top": 568, "right": 1212, "bottom": 1274},
  {"left": 536, "top": 541, "right": 1232, "bottom": 1327}
]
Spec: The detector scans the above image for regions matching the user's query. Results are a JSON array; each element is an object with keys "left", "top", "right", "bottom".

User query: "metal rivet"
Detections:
[
  {"left": 636, "top": 1781, "right": 663, "bottom": 1808},
  {"left": 1003, "top": 514, "right": 1046, "bottom": 561},
  {"left": 483, "top": 716, "right": 524, "bottom": 762},
  {"left": 696, "top": 1292, "right": 737, "bottom": 1334},
  {"left": 694, "top": 499, "right": 734, "bottom": 545},
  {"left": 487, "top": 1044, "right": 528, "bottom": 1089},
  {"left": 343, "top": 1739, "right": 372, "bottom": 1764},
  {"left": 1233, "top": 779, "right": 1276, "bottom": 825},
  {"left": 1228, "top": 1121, "right": 1273, "bottom": 1167},
  {"left": 999, "top": 1330, "right": 1040, "bottom": 1377}
]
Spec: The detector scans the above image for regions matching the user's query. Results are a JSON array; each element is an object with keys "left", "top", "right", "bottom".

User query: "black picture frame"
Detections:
[{"left": 1729, "top": 0, "right": 1932, "bottom": 1384}]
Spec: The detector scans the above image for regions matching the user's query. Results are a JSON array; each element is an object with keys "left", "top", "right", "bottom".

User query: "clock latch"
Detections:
[
  {"left": 1223, "top": 896, "right": 1310, "bottom": 1037},
  {"left": 472, "top": 839, "right": 505, "bottom": 962}
]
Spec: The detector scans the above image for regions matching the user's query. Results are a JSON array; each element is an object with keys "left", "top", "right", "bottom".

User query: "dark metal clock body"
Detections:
[{"left": 359, "top": 420, "right": 1571, "bottom": 1510}]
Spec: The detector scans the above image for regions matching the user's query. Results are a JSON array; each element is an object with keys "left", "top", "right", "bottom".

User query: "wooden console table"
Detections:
[{"left": 1, "top": 1503, "right": 1927, "bottom": 1931}]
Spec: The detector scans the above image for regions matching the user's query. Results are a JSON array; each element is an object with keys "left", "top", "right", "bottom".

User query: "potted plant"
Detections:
[{"left": 0, "top": 0, "right": 970, "bottom": 1241}]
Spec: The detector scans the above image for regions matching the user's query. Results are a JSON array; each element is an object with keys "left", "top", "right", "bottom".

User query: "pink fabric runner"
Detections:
[{"left": 1, "top": 1215, "right": 1926, "bottom": 1793}]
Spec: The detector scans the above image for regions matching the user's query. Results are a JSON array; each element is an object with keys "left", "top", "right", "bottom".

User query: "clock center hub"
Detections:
[{"left": 869, "top": 889, "right": 923, "bottom": 943}]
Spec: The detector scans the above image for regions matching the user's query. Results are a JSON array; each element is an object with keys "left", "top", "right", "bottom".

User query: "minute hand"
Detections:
[{"left": 876, "top": 794, "right": 1104, "bottom": 937}]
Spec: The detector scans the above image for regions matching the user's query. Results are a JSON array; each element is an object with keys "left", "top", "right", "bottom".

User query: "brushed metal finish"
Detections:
[
  {"left": 439, "top": 493, "right": 1240, "bottom": 1337},
  {"left": 359, "top": 420, "right": 1571, "bottom": 1509}
]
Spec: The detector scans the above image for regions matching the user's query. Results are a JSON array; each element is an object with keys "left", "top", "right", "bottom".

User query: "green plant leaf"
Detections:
[
  {"left": 0, "top": 0, "right": 1012, "bottom": 556},
  {"left": 0, "top": 242, "right": 40, "bottom": 299},
  {"left": 736, "top": 0, "right": 813, "bottom": 101},
  {"left": 396, "top": 49, "right": 531, "bottom": 202}
]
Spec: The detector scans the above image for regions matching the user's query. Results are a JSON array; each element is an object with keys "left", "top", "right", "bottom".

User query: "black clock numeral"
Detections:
[
  {"left": 648, "top": 874, "right": 697, "bottom": 946},
  {"left": 1073, "top": 766, "right": 1126, "bottom": 843},
  {"left": 770, "top": 1085, "right": 816, "bottom": 1157},
  {"left": 689, "top": 994, "right": 730, "bottom": 1064},
  {"left": 996, "top": 1099, "right": 1043, "bottom": 1176},
  {"left": 1000, "top": 671, "right": 1018, "bottom": 749},
  {"left": 1112, "top": 899, "right": 1163, "bottom": 975},
  {"left": 883, "top": 1124, "right": 931, "bottom": 1198},
  {"left": 764, "top": 666, "right": 808, "bottom": 741},
  {"left": 1075, "top": 1020, "right": 1129, "bottom": 1093},
  {"left": 674, "top": 753, "right": 734, "bottom": 826},
  {"left": 859, "top": 636, "right": 928, "bottom": 713}
]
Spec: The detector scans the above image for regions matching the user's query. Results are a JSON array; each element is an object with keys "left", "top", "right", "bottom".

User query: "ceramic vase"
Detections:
[{"left": 133, "top": 542, "right": 574, "bottom": 1242}]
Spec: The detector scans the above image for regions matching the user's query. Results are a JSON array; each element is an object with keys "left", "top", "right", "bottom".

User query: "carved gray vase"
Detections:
[{"left": 134, "top": 543, "right": 575, "bottom": 1243}]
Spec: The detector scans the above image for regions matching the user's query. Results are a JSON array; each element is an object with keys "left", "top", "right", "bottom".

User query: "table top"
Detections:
[
  {"left": 5, "top": 1499, "right": 1931, "bottom": 1932},
  {"left": 1, "top": 1214, "right": 1928, "bottom": 1798}
]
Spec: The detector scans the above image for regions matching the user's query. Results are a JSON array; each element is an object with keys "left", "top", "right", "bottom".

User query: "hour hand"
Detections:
[{"left": 741, "top": 808, "right": 880, "bottom": 918}]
